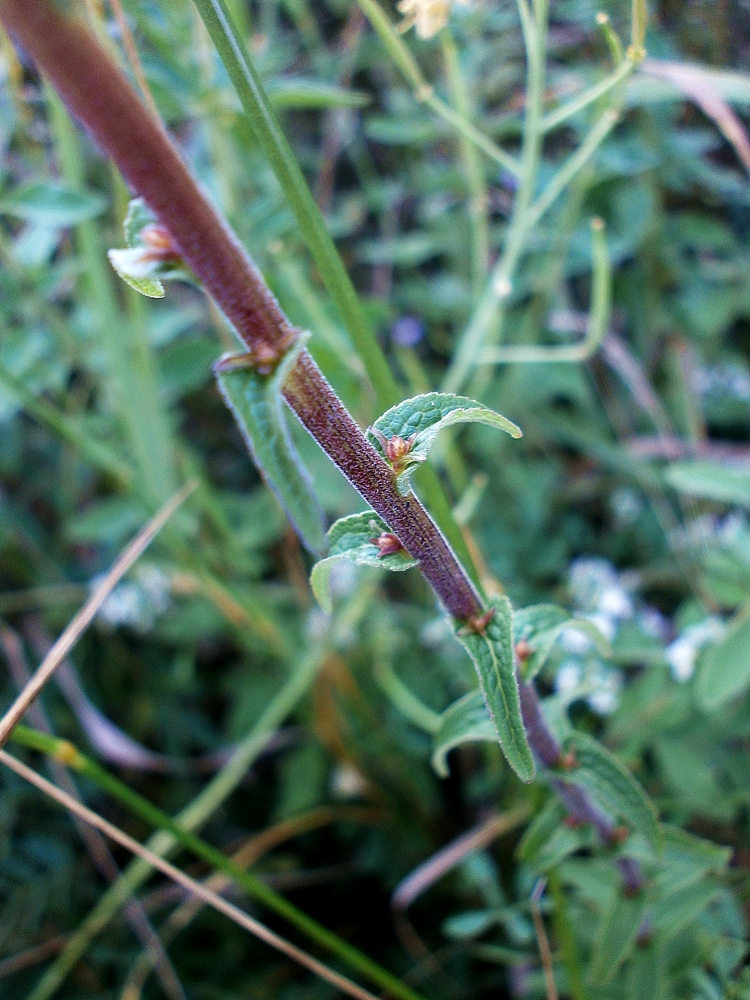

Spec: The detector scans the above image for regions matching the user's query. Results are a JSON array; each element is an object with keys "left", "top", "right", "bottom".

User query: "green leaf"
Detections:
[
  {"left": 431, "top": 690, "right": 497, "bottom": 777},
  {"left": 588, "top": 890, "right": 648, "bottom": 985},
  {"left": 517, "top": 798, "right": 595, "bottom": 871},
  {"left": 367, "top": 393, "right": 522, "bottom": 495},
  {"left": 215, "top": 335, "right": 326, "bottom": 555},
  {"left": 310, "top": 511, "right": 417, "bottom": 613},
  {"left": 695, "top": 604, "right": 750, "bottom": 710},
  {"left": 453, "top": 597, "right": 535, "bottom": 782},
  {"left": 563, "top": 731, "right": 662, "bottom": 853},
  {"left": 513, "top": 604, "right": 611, "bottom": 680},
  {"left": 627, "top": 940, "right": 660, "bottom": 1000},
  {"left": 107, "top": 248, "right": 165, "bottom": 299},
  {"left": 0, "top": 180, "right": 107, "bottom": 225},
  {"left": 666, "top": 461, "right": 750, "bottom": 507}
]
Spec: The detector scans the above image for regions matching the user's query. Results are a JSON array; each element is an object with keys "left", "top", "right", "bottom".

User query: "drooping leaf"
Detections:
[
  {"left": 215, "top": 334, "right": 325, "bottom": 555},
  {"left": 513, "top": 603, "right": 611, "bottom": 680},
  {"left": 310, "top": 511, "right": 417, "bottom": 613},
  {"left": 453, "top": 596, "right": 535, "bottom": 782},
  {"left": 563, "top": 731, "right": 662, "bottom": 853},
  {"left": 366, "top": 392, "right": 522, "bottom": 495},
  {"left": 588, "top": 890, "right": 648, "bottom": 985},
  {"left": 695, "top": 605, "right": 750, "bottom": 710},
  {"left": 431, "top": 690, "right": 497, "bottom": 777},
  {"left": 666, "top": 461, "right": 750, "bottom": 507},
  {"left": 0, "top": 180, "right": 106, "bottom": 225}
]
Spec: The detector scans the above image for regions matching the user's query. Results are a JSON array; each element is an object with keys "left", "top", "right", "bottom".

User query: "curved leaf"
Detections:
[
  {"left": 215, "top": 335, "right": 325, "bottom": 555},
  {"left": 564, "top": 731, "right": 662, "bottom": 853},
  {"left": 0, "top": 179, "right": 106, "bottom": 225},
  {"left": 453, "top": 596, "right": 535, "bottom": 782},
  {"left": 311, "top": 511, "right": 417, "bottom": 613},
  {"left": 513, "top": 603, "right": 611, "bottom": 680},
  {"left": 589, "top": 890, "right": 649, "bottom": 985},
  {"left": 366, "top": 392, "right": 522, "bottom": 494},
  {"left": 431, "top": 690, "right": 496, "bottom": 777}
]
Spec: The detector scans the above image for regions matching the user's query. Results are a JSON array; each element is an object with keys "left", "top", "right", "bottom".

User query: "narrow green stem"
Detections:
[
  {"left": 541, "top": 58, "right": 633, "bottom": 132},
  {"left": 356, "top": 0, "right": 522, "bottom": 177},
  {"left": 442, "top": 0, "right": 549, "bottom": 394},
  {"left": 11, "top": 723, "right": 425, "bottom": 1000},
  {"left": 479, "top": 218, "right": 612, "bottom": 365},
  {"left": 441, "top": 29, "right": 490, "bottom": 297}
]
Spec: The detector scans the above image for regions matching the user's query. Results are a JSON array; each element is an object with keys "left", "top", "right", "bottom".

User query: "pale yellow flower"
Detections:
[{"left": 396, "top": 0, "right": 470, "bottom": 39}]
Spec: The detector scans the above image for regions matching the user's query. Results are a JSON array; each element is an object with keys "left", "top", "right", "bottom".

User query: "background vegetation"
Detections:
[{"left": 1, "top": 1, "right": 750, "bottom": 997}]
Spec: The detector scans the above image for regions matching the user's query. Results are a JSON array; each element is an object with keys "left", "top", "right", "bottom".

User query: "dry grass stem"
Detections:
[{"left": 0, "top": 749, "right": 383, "bottom": 1000}]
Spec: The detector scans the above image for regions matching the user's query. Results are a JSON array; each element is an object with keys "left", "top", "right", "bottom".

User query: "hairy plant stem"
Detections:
[{"left": 0, "top": 0, "right": 642, "bottom": 888}]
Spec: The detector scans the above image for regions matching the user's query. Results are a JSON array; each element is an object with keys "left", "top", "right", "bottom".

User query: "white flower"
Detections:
[
  {"left": 586, "top": 667, "right": 622, "bottom": 715},
  {"left": 555, "top": 660, "right": 583, "bottom": 697},
  {"left": 396, "top": 0, "right": 469, "bottom": 39},
  {"left": 95, "top": 564, "right": 171, "bottom": 633},
  {"left": 666, "top": 618, "right": 724, "bottom": 683}
]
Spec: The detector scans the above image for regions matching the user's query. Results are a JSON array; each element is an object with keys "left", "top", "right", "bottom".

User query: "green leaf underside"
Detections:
[
  {"left": 564, "top": 731, "right": 662, "bottom": 853},
  {"left": 311, "top": 511, "right": 418, "bottom": 613},
  {"left": 124, "top": 197, "right": 157, "bottom": 247},
  {"left": 366, "top": 392, "right": 522, "bottom": 494},
  {"left": 431, "top": 690, "right": 497, "bottom": 777},
  {"left": 589, "top": 890, "right": 649, "bottom": 985},
  {"left": 513, "top": 603, "right": 611, "bottom": 680},
  {"left": 0, "top": 180, "right": 107, "bottom": 225},
  {"left": 453, "top": 596, "right": 535, "bottom": 782},
  {"left": 696, "top": 605, "right": 750, "bottom": 710},
  {"left": 666, "top": 461, "right": 750, "bottom": 508},
  {"left": 215, "top": 335, "right": 325, "bottom": 555},
  {"left": 107, "top": 249, "right": 165, "bottom": 298}
]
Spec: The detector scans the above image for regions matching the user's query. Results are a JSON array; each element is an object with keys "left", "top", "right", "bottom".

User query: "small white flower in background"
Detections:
[
  {"left": 666, "top": 618, "right": 724, "bottom": 683},
  {"left": 639, "top": 605, "right": 671, "bottom": 642},
  {"left": 567, "top": 557, "right": 634, "bottom": 647},
  {"left": 95, "top": 563, "right": 171, "bottom": 633},
  {"left": 586, "top": 665, "right": 622, "bottom": 715},
  {"left": 610, "top": 487, "right": 643, "bottom": 526},
  {"left": 396, "top": 0, "right": 469, "bottom": 39},
  {"left": 554, "top": 658, "right": 623, "bottom": 715},
  {"left": 555, "top": 660, "right": 583, "bottom": 698},
  {"left": 330, "top": 763, "right": 368, "bottom": 799}
]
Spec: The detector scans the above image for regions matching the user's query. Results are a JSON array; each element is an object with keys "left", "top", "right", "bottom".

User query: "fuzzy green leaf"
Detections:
[
  {"left": 564, "top": 731, "right": 662, "bottom": 853},
  {"left": 311, "top": 511, "right": 417, "bottom": 613},
  {"left": 431, "top": 690, "right": 497, "bottom": 777},
  {"left": 588, "top": 890, "right": 648, "bottom": 985},
  {"left": 453, "top": 596, "right": 535, "bottom": 782},
  {"left": 367, "top": 392, "right": 522, "bottom": 494},
  {"left": 695, "top": 604, "right": 750, "bottom": 711},
  {"left": 215, "top": 335, "right": 325, "bottom": 555}
]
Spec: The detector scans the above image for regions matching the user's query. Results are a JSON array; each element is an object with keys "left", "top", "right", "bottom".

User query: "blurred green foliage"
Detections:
[{"left": 1, "top": 1, "right": 750, "bottom": 998}]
